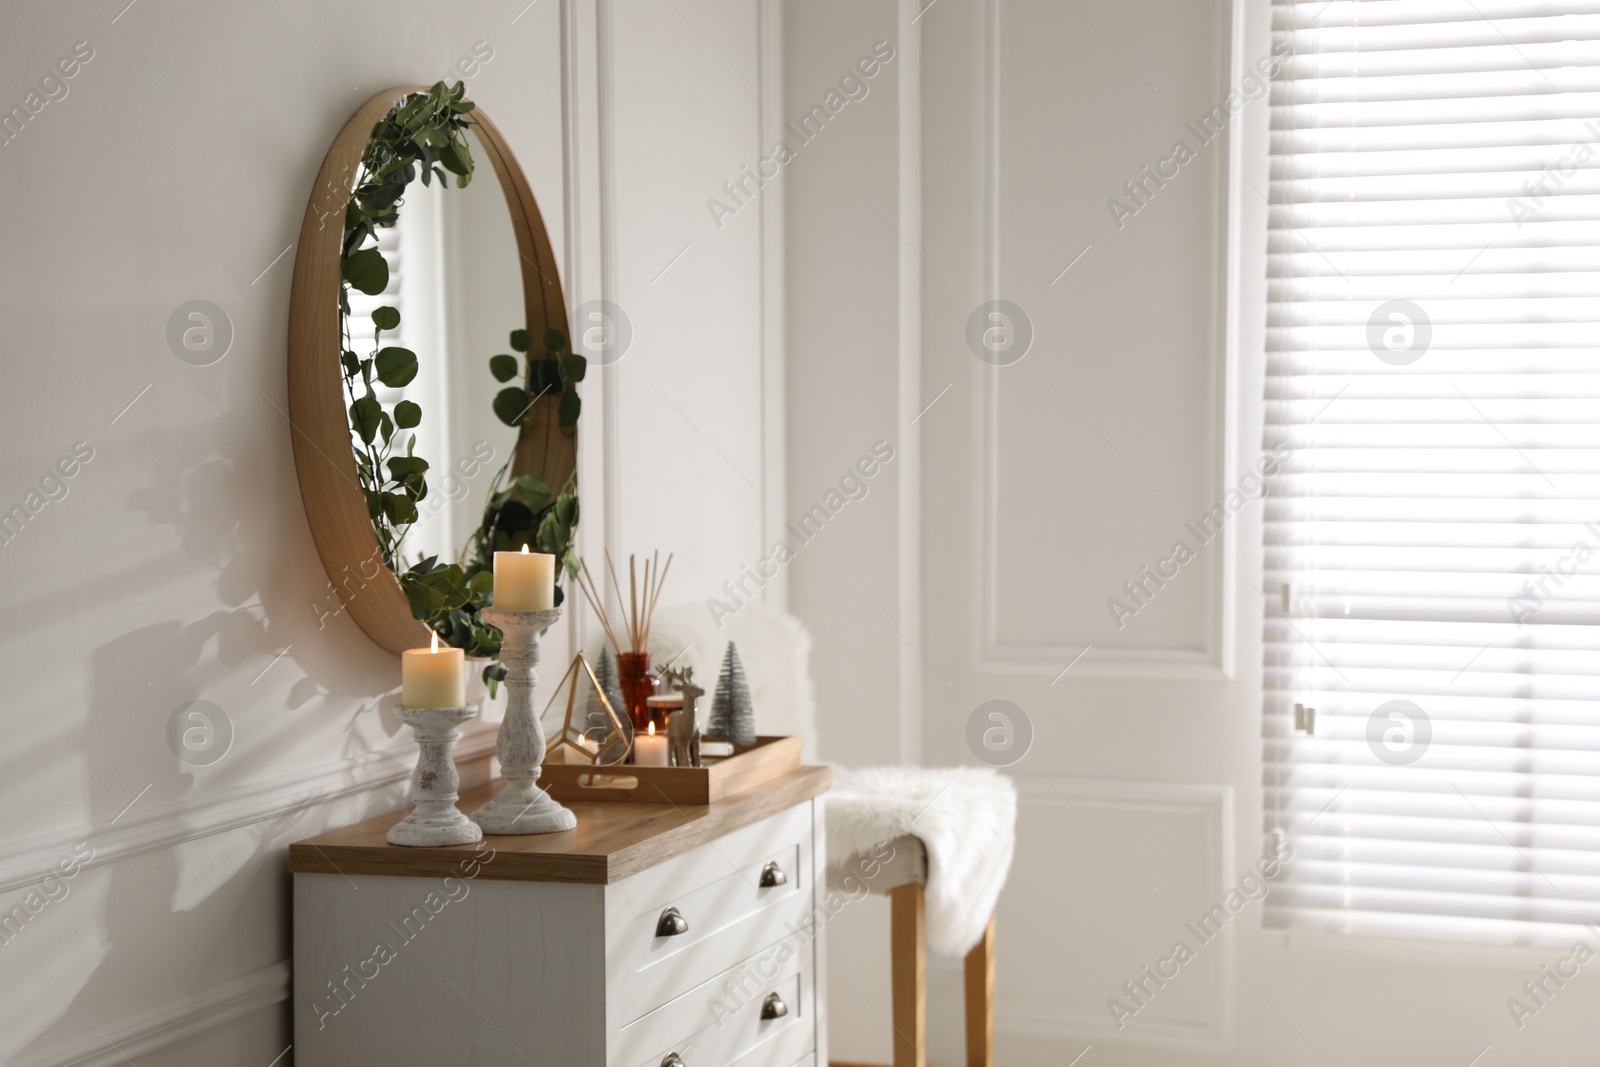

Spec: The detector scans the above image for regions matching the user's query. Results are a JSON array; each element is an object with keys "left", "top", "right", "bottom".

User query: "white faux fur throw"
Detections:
[{"left": 827, "top": 765, "right": 1017, "bottom": 958}]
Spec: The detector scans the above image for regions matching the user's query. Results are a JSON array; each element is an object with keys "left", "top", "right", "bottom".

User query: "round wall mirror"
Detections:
[{"left": 288, "top": 85, "right": 578, "bottom": 658}]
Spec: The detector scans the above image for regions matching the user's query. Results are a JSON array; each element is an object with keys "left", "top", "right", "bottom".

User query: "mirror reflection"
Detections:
[{"left": 345, "top": 123, "right": 521, "bottom": 572}]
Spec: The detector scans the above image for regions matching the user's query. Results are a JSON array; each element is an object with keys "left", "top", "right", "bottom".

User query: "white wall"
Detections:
[
  {"left": 785, "top": 1, "right": 1600, "bottom": 1065},
  {"left": 0, "top": 0, "right": 776, "bottom": 1062}
]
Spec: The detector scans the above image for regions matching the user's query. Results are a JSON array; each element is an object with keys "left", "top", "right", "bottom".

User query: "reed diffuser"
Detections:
[{"left": 574, "top": 550, "right": 672, "bottom": 735}]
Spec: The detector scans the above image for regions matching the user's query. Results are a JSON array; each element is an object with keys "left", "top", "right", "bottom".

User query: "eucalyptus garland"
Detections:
[{"left": 336, "top": 81, "right": 583, "bottom": 693}]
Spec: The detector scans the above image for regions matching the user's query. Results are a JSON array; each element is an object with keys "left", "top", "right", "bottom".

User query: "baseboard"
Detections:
[{"left": 16, "top": 960, "right": 289, "bottom": 1067}]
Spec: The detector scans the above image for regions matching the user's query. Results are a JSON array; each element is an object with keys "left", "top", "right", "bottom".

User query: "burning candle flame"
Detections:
[
  {"left": 430, "top": 631, "right": 439, "bottom": 654},
  {"left": 521, "top": 544, "right": 529, "bottom": 554},
  {"left": 648, "top": 721, "right": 656, "bottom": 736}
]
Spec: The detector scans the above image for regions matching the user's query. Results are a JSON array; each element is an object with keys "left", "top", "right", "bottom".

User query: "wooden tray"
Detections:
[{"left": 536, "top": 735, "right": 801, "bottom": 804}]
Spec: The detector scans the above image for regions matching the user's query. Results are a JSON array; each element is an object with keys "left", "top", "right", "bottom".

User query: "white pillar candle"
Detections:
[
  {"left": 634, "top": 721, "right": 669, "bottom": 766},
  {"left": 494, "top": 545, "right": 555, "bottom": 610},
  {"left": 402, "top": 631, "right": 466, "bottom": 708}
]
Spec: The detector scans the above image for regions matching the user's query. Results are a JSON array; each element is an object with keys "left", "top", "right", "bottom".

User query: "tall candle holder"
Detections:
[
  {"left": 388, "top": 704, "right": 483, "bottom": 847},
  {"left": 472, "top": 606, "right": 576, "bottom": 835}
]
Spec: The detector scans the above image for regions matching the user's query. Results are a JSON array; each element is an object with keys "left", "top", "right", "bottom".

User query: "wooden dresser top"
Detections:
[{"left": 288, "top": 766, "right": 830, "bottom": 885}]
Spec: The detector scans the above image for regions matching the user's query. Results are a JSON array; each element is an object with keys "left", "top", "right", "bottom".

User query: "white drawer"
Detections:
[
  {"left": 746, "top": 1052, "right": 814, "bottom": 1067},
  {"left": 614, "top": 931, "right": 815, "bottom": 1067},
  {"left": 617, "top": 803, "right": 811, "bottom": 916},
  {"left": 610, "top": 805, "right": 812, "bottom": 1020}
]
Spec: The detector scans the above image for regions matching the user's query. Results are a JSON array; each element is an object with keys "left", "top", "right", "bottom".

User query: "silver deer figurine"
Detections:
[{"left": 656, "top": 665, "right": 704, "bottom": 768}]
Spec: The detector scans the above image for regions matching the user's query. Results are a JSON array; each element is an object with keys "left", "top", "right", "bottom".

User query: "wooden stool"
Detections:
[{"left": 829, "top": 836, "right": 996, "bottom": 1067}]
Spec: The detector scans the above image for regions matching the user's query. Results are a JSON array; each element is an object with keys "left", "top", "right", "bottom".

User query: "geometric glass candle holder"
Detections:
[{"left": 544, "top": 651, "right": 633, "bottom": 767}]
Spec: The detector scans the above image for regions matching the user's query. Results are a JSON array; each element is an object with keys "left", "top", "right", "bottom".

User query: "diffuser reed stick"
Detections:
[{"left": 573, "top": 550, "right": 673, "bottom": 655}]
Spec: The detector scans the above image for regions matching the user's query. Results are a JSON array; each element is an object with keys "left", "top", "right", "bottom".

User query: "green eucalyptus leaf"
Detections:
[
  {"left": 543, "top": 328, "right": 567, "bottom": 353},
  {"left": 489, "top": 354, "right": 519, "bottom": 382},
  {"left": 375, "top": 346, "right": 419, "bottom": 387},
  {"left": 342, "top": 248, "right": 389, "bottom": 296},
  {"left": 387, "top": 456, "right": 429, "bottom": 486},
  {"left": 341, "top": 350, "right": 360, "bottom": 376},
  {"left": 562, "top": 353, "right": 587, "bottom": 383},
  {"left": 381, "top": 492, "right": 419, "bottom": 525},
  {"left": 367, "top": 179, "right": 405, "bottom": 210},
  {"left": 536, "top": 508, "right": 566, "bottom": 553},
  {"left": 493, "top": 387, "right": 531, "bottom": 426},
  {"left": 554, "top": 492, "right": 578, "bottom": 527},
  {"left": 440, "top": 142, "right": 470, "bottom": 176},
  {"left": 394, "top": 400, "right": 421, "bottom": 428},
  {"left": 372, "top": 305, "right": 401, "bottom": 330},
  {"left": 507, "top": 475, "right": 551, "bottom": 512},
  {"left": 558, "top": 387, "right": 581, "bottom": 428},
  {"left": 509, "top": 329, "right": 532, "bottom": 352},
  {"left": 349, "top": 395, "right": 382, "bottom": 444},
  {"left": 403, "top": 576, "right": 448, "bottom": 618}
]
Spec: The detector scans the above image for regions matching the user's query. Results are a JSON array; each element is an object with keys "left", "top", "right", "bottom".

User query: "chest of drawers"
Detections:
[{"left": 289, "top": 766, "right": 830, "bottom": 1066}]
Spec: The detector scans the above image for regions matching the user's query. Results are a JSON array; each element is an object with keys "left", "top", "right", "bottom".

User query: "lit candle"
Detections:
[
  {"left": 401, "top": 631, "right": 465, "bottom": 708},
  {"left": 634, "top": 721, "right": 669, "bottom": 766},
  {"left": 494, "top": 544, "right": 555, "bottom": 610}
]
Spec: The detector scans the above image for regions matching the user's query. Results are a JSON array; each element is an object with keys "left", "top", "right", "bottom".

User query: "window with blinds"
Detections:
[{"left": 1263, "top": 0, "right": 1600, "bottom": 946}]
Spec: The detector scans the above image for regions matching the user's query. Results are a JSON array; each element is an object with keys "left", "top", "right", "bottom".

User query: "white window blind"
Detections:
[{"left": 1264, "top": 0, "right": 1600, "bottom": 946}]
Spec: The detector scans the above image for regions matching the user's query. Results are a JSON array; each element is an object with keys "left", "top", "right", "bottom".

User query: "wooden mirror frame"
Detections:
[{"left": 288, "top": 86, "right": 573, "bottom": 655}]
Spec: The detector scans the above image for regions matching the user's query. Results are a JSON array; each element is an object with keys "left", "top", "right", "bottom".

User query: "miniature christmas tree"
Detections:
[
  {"left": 706, "top": 642, "right": 757, "bottom": 745},
  {"left": 585, "top": 648, "right": 630, "bottom": 761}
]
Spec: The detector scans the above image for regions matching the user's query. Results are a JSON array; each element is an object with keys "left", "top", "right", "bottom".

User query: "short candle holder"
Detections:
[
  {"left": 388, "top": 704, "right": 483, "bottom": 847},
  {"left": 472, "top": 606, "right": 576, "bottom": 835}
]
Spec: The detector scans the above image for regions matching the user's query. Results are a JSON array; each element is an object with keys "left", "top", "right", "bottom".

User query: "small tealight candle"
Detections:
[
  {"left": 401, "top": 631, "right": 465, "bottom": 709},
  {"left": 634, "top": 721, "right": 669, "bottom": 766},
  {"left": 494, "top": 544, "right": 555, "bottom": 610}
]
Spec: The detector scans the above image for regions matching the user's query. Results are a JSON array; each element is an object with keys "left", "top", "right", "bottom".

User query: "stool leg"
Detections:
[
  {"left": 963, "top": 912, "right": 996, "bottom": 1067},
  {"left": 890, "top": 883, "right": 927, "bottom": 1067}
]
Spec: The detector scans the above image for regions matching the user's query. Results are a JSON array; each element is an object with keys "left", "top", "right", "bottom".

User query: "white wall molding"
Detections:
[
  {"left": 1001, "top": 776, "right": 1234, "bottom": 1053},
  {"left": 562, "top": 0, "right": 616, "bottom": 655},
  {"left": 758, "top": 0, "right": 789, "bottom": 614},
  {"left": 897, "top": 0, "right": 925, "bottom": 766},
  {"left": 0, "top": 724, "right": 499, "bottom": 897},
  {"left": 16, "top": 960, "right": 289, "bottom": 1067},
  {"left": 972, "top": 0, "right": 1242, "bottom": 681}
]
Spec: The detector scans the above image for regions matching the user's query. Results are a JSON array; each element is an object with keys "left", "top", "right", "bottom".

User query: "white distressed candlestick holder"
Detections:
[
  {"left": 388, "top": 704, "right": 483, "bottom": 847},
  {"left": 472, "top": 606, "right": 576, "bottom": 835}
]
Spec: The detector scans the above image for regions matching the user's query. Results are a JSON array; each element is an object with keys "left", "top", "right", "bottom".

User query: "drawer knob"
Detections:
[
  {"left": 656, "top": 906, "right": 689, "bottom": 937},
  {"left": 761, "top": 992, "right": 789, "bottom": 1020},
  {"left": 759, "top": 861, "right": 787, "bottom": 888},
  {"left": 660, "top": 1055, "right": 685, "bottom": 1067}
]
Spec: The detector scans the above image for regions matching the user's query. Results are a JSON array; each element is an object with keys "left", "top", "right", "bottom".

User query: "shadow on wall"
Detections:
[{"left": 6, "top": 370, "right": 416, "bottom": 1059}]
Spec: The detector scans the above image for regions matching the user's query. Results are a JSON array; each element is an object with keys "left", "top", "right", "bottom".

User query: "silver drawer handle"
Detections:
[
  {"left": 761, "top": 992, "right": 788, "bottom": 1020},
  {"left": 759, "top": 861, "right": 787, "bottom": 888},
  {"left": 661, "top": 1054, "right": 685, "bottom": 1067},
  {"left": 656, "top": 906, "right": 689, "bottom": 937}
]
